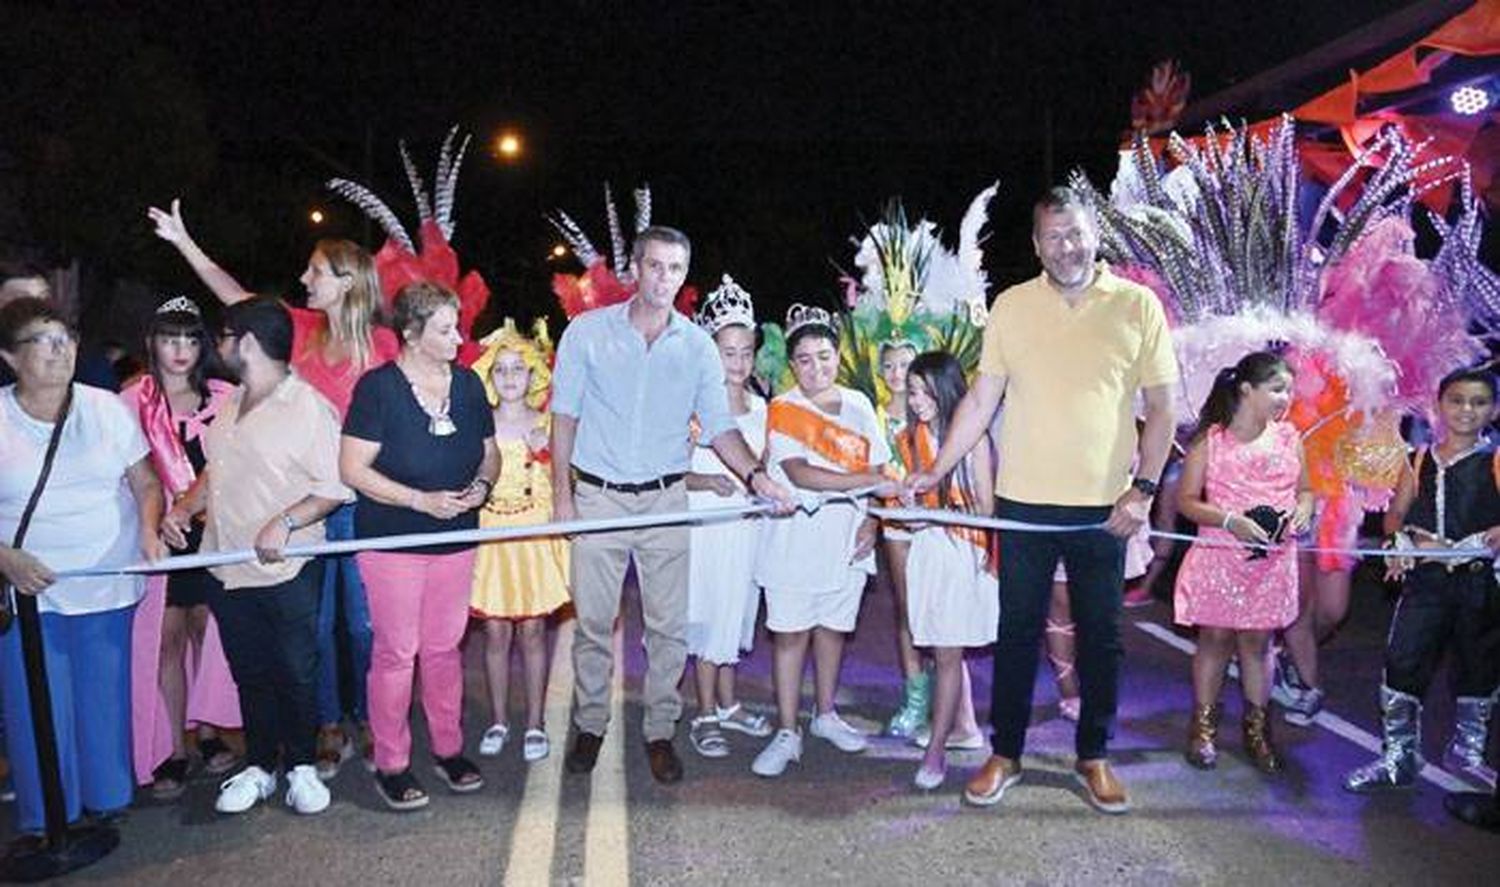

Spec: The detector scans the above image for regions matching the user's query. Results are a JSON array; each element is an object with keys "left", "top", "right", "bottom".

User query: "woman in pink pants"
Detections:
[{"left": 340, "top": 282, "right": 499, "bottom": 811}]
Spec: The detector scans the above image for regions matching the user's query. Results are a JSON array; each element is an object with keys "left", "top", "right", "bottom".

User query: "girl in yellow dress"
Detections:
[{"left": 469, "top": 320, "right": 570, "bottom": 763}]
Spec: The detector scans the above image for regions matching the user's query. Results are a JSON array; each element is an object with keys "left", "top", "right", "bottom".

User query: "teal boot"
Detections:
[{"left": 886, "top": 671, "right": 932, "bottom": 739}]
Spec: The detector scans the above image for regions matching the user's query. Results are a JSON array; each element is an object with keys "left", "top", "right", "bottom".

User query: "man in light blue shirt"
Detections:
[{"left": 551, "top": 226, "right": 791, "bottom": 783}]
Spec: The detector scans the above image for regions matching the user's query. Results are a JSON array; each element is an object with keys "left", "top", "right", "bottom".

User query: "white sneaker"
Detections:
[
  {"left": 479, "top": 723, "right": 509, "bottom": 758},
  {"left": 751, "top": 729, "right": 803, "bottom": 777},
  {"left": 914, "top": 727, "right": 986, "bottom": 751},
  {"left": 215, "top": 766, "right": 276, "bottom": 814},
  {"left": 285, "top": 764, "right": 331, "bottom": 815},
  {"left": 522, "top": 728, "right": 550, "bottom": 763},
  {"left": 810, "top": 711, "right": 868, "bottom": 753}
]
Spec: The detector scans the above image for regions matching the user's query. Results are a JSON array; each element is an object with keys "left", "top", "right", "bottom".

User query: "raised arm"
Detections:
[{"left": 147, "top": 198, "right": 254, "bottom": 305}]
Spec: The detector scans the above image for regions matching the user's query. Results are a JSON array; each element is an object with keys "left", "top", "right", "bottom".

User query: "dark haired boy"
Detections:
[{"left": 1345, "top": 368, "right": 1500, "bottom": 792}]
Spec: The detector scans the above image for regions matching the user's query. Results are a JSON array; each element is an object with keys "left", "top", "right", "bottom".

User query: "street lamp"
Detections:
[
  {"left": 495, "top": 130, "right": 523, "bottom": 160},
  {"left": 549, "top": 244, "right": 567, "bottom": 260},
  {"left": 309, "top": 209, "right": 325, "bottom": 225}
]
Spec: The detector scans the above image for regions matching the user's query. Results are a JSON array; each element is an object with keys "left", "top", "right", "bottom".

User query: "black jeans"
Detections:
[
  {"left": 1385, "top": 563, "right": 1500, "bottom": 698},
  {"left": 208, "top": 562, "right": 323, "bottom": 770},
  {"left": 991, "top": 498, "right": 1125, "bottom": 761}
]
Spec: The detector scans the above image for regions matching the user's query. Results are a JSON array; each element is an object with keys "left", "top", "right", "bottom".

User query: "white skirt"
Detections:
[
  {"left": 906, "top": 528, "right": 998, "bottom": 648},
  {"left": 686, "top": 512, "right": 761, "bottom": 664}
]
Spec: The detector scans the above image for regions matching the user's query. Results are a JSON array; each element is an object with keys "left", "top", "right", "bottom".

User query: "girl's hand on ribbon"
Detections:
[
  {"left": 160, "top": 507, "right": 192, "bottom": 550},
  {"left": 1224, "top": 513, "right": 1271, "bottom": 547},
  {"left": 1290, "top": 499, "right": 1314, "bottom": 535}
]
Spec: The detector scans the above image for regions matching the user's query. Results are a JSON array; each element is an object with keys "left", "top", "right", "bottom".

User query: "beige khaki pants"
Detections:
[{"left": 570, "top": 479, "right": 689, "bottom": 742}]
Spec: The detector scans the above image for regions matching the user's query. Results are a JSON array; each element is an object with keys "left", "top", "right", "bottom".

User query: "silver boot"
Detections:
[
  {"left": 1443, "top": 695, "right": 1497, "bottom": 788},
  {"left": 1344, "top": 685, "right": 1423, "bottom": 793}
]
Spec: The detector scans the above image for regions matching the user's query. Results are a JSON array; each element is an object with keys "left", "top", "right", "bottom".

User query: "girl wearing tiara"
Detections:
[
  {"left": 120, "top": 296, "right": 241, "bottom": 799},
  {"left": 752, "top": 304, "right": 900, "bottom": 778},
  {"left": 469, "top": 320, "right": 570, "bottom": 765},
  {"left": 1175, "top": 351, "right": 1312, "bottom": 774},
  {"left": 684, "top": 276, "right": 773, "bottom": 758}
]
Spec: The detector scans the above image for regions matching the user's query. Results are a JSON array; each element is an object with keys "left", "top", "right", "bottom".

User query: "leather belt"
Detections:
[{"left": 574, "top": 468, "right": 684, "bottom": 495}]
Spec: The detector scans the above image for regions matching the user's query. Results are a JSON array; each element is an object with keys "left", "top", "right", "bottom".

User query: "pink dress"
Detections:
[{"left": 1174, "top": 421, "right": 1301, "bottom": 630}]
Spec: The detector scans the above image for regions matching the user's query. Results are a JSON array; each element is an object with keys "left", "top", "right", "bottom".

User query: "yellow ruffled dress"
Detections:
[{"left": 470, "top": 416, "right": 571, "bottom": 619}]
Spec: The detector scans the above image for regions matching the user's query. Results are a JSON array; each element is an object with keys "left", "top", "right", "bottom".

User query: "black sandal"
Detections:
[
  {"left": 151, "top": 757, "right": 189, "bottom": 801},
  {"left": 373, "top": 768, "right": 430, "bottom": 812},
  {"left": 432, "top": 755, "right": 485, "bottom": 794},
  {"left": 197, "top": 736, "right": 240, "bottom": 776}
]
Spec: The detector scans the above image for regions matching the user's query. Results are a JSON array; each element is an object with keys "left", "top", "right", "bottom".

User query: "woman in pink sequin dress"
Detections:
[{"left": 1175, "top": 352, "right": 1314, "bottom": 775}]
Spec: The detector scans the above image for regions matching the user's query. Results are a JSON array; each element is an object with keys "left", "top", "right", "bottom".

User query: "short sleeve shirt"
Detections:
[
  {"left": 342, "top": 362, "right": 494, "bottom": 554},
  {"left": 0, "top": 384, "right": 148, "bottom": 614},
  {"left": 288, "top": 306, "right": 401, "bottom": 419},
  {"left": 978, "top": 263, "right": 1178, "bottom": 506}
]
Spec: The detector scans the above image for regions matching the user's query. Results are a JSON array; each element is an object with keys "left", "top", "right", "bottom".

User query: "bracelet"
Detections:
[
  {"left": 744, "top": 466, "right": 763, "bottom": 487},
  {"left": 1221, "top": 512, "right": 1235, "bottom": 530},
  {"left": 280, "top": 512, "right": 298, "bottom": 533},
  {"left": 473, "top": 477, "right": 494, "bottom": 495}
]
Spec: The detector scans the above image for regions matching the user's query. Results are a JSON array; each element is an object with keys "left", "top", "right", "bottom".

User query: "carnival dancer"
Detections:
[
  {"left": 907, "top": 187, "right": 1178, "bottom": 814},
  {"left": 751, "top": 304, "right": 900, "bottom": 778},
  {"left": 149, "top": 201, "right": 398, "bottom": 778},
  {"left": 120, "top": 296, "right": 242, "bottom": 801},
  {"left": 1345, "top": 367, "right": 1500, "bottom": 793},
  {"left": 551, "top": 227, "right": 792, "bottom": 785},
  {"left": 899, "top": 352, "right": 996, "bottom": 789},
  {"left": 162, "top": 297, "right": 351, "bottom": 816},
  {"left": 468, "top": 319, "right": 569, "bottom": 764},
  {"left": 340, "top": 283, "right": 498, "bottom": 811},
  {"left": 684, "top": 276, "right": 773, "bottom": 758},
  {"left": 1174, "top": 352, "right": 1312, "bottom": 774}
]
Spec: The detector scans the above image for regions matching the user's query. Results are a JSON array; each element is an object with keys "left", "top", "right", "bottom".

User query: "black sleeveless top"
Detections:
[{"left": 1404, "top": 445, "right": 1500, "bottom": 540}]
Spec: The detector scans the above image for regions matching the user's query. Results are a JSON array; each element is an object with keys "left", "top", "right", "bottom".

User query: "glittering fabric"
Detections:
[{"left": 1175, "top": 421, "right": 1301, "bottom": 630}]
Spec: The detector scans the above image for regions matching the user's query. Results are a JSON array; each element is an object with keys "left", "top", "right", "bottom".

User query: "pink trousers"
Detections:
[{"left": 357, "top": 548, "right": 476, "bottom": 772}]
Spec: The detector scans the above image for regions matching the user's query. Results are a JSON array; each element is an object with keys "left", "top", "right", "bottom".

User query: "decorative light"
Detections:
[{"left": 1450, "top": 85, "right": 1491, "bottom": 116}]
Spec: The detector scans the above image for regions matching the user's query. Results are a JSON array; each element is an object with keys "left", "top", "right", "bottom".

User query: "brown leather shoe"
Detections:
[
  {"left": 565, "top": 732, "right": 604, "bottom": 774},
  {"left": 1075, "top": 758, "right": 1130, "bottom": 814},
  {"left": 962, "top": 755, "right": 1022, "bottom": 806},
  {"left": 646, "top": 739, "right": 683, "bottom": 783}
]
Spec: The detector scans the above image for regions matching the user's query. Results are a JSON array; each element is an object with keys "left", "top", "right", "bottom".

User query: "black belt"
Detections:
[{"left": 574, "top": 468, "right": 684, "bottom": 494}]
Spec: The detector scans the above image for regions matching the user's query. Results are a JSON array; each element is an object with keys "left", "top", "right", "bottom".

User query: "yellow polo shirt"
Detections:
[{"left": 979, "top": 263, "right": 1177, "bottom": 506}]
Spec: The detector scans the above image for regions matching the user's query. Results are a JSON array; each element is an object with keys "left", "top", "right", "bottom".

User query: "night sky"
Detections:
[{"left": 7, "top": 0, "right": 1418, "bottom": 335}]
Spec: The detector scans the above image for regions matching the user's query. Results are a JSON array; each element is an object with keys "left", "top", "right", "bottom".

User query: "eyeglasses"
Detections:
[
  {"left": 15, "top": 331, "right": 76, "bottom": 351},
  {"left": 219, "top": 330, "right": 240, "bottom": 341}
]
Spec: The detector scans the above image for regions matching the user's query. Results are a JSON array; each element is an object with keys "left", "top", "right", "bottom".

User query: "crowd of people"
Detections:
[{"left": 0, "top": 184, "right": 1497, "bottom": 839}]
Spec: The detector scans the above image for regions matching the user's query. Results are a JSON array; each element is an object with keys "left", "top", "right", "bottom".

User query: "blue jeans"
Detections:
[
  {"left": 316, "top": 503, "right": 373, "bottom": 725},
  {"left": 0, "top": 605, "right": 135, "bottom": 833},
  {"left": 990, "top": 498, "right": 1125, "bottom": 761}
]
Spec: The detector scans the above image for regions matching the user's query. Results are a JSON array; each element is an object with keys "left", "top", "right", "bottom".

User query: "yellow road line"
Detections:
[
  {"left": 502, "top": 619, "right": 576, "bottom": 884},
  {"left": 584, "top": 623, "right": 630, "bottom": 886}
]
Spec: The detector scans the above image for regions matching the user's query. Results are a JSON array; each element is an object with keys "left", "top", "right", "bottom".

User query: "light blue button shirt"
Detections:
[{"left": 552, "top": 301, "right": 735, "bottom": 483}]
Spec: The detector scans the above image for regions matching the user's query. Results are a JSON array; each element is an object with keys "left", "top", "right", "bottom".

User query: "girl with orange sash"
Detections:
[
  {"left": 900, "top": 352, "right": 996, "bottom": 789},
  {"left": 751, "top": 305, "right": 899, "bottom": 778}
]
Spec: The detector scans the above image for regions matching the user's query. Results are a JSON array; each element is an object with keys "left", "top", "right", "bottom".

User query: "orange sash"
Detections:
[
  {"left": 897, "top": 423, "right": 994, "bottom": 570},
  {"left": 768, "top": 398, "right": 871, "bottom": 473}
]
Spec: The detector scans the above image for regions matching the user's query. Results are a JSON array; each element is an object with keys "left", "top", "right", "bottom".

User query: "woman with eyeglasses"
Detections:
[
  {"left": 120, "top": 296, "right": 243, "bottom": 801},
  {"left": 149, "top": 200, "right": 398, "bottom": 779},
  {"left": 0, "top": 296, "right": 167, "bottom": 834}
]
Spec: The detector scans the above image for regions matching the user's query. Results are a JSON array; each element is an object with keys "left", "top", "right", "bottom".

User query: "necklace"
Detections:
[{"left": 402, "top": 360, "right": 456, "bottom": 437}]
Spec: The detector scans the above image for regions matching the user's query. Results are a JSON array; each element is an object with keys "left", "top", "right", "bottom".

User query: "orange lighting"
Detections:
[{"left": 496, "top": 132, "right": 522, "bottom": 158}]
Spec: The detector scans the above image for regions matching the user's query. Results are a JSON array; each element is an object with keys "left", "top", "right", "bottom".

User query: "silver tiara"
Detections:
[
  {"left": 155, "top": 295, "right": 201, "bottom": 317},
  {"left": 785, "top": 302, "right": 834, "bottom": 336},
  {"left": 695, "top": 274, "right": 756, "bottom": 335}
]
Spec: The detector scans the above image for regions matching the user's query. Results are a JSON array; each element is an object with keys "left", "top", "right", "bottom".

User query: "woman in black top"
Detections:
[{"left": 340, "top": 282, "right": 498, "bottom": 811}]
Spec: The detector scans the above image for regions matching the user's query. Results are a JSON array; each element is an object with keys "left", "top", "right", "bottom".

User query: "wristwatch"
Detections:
[
  {"left": 280, "top": 513, "right": 298, "bottom": 533},
  {"left": 1130, "top": 477, "right": 1159, "bottom": 497},
  {"left": 744, "top": 466, "right": 764, "bottom": 488}
]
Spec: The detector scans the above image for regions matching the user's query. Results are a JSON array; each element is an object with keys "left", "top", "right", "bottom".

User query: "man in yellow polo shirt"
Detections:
[{"left": 908, "top": 186, "right": 1177, "bottom": 814}]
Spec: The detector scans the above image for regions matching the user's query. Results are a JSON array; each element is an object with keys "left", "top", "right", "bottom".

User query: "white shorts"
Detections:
[{"left": 764, "top": 571, "right": 868, "bottom": 633}]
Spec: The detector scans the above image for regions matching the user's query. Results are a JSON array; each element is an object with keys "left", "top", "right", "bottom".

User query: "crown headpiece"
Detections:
[
  {"left": 155, "top": 295, "right": 201, "bottom": 317},
  {"left": 785, "top": 303, "right": 834, "bottom": 336},
  {"left": 695, "top": 274, "right": 756, "bottom": 335}
]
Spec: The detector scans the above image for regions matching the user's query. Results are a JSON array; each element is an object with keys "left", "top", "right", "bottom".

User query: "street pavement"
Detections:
[{"left": 3, "top": 561, "right": 1499, "bottom": 885}]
